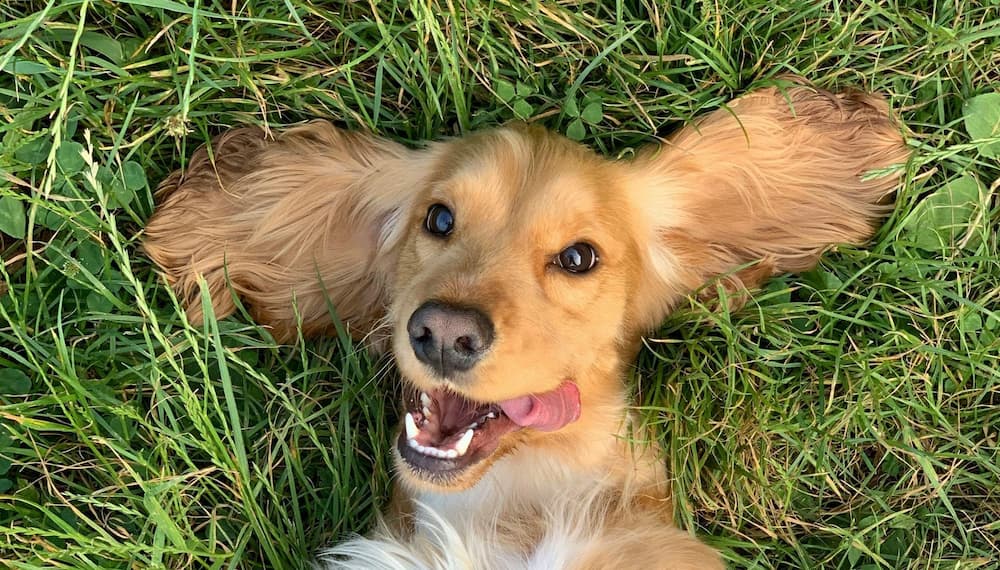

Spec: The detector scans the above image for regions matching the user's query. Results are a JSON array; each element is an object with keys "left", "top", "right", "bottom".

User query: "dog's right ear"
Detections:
[{"left": 144, "top": 121, "right": 436, "bottom": 343}]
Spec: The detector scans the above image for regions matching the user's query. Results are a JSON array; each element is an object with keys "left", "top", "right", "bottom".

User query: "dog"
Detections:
[{"left": 144, "top": 80, "right": 908, "bottom": 568}]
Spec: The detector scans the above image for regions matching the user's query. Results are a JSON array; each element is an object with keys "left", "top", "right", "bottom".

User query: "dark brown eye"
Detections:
[
  {"left": 556, "top": 242, "right": 599, "bottom": 274},
  {"left": 424, "top": 204, "right": 454, "bottom": 237}
]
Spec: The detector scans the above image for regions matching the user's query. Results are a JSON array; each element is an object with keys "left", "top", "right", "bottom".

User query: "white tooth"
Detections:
[
  {"left": 421, "top": 392, "right": 432, "bottom": 409},
  {"left": 486, "top": 412, "right": 497, "bottom": 419},
  {"left": 423, "top": 406, "right": 432, "bottom": 417},
  {"left": 468, "top": 422, "right": 479, "bottom": 430},
  {"left": 408, "top": 438, "right": 418, "bottom": 449},
  {"left": 445, "top": 449, "right": 458, "bottom": 459},
  {"left": 404, "top": 413, "right": 419, "bottom": 440},
  {"left": 454, "top": 429, "right": 474, "bottom": 456}
]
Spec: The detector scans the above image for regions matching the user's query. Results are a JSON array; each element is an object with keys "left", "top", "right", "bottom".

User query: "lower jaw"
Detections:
[
  {"left": 396, "top": 453, "right": 478, "bottom": 493},
  {"left": 394, "top": 426, "right": 510, "bottom": 488}
]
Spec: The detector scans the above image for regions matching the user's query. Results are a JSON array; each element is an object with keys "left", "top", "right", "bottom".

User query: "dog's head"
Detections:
[
  {"left": 387, "top": 127, "right": 644, "bottom": 490},
  {"left": 144, "top": 82, "right": 909, "bottom": 493}
]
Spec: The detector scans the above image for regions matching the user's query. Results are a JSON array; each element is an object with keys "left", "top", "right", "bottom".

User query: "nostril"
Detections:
[
  {"left": 454, "top": 335, "right": 479, "bottom": 355},
  {"left": 415, "top": 326, "right": 433, "bottom": 342}
]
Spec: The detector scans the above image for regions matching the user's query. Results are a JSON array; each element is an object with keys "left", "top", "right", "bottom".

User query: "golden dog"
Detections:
[{"left": 144, "top": 81, "right": 908, "bottom": 568}]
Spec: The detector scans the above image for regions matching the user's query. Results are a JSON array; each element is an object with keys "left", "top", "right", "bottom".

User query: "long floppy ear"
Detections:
[
  {"left": 144, "top": 121, "right": 434, "bottom": 342},
  {"left": 627, "top": 82, "right": 910, "bottom": 329}
]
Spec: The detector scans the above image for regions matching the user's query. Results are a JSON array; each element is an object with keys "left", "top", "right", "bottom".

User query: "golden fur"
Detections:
[{"left": 144, "top": 81, "right": 908, "bottom": 568}]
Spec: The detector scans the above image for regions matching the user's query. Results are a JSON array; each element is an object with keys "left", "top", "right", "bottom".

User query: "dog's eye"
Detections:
[
  {"left": 424, "top": 204, "right": 454, "bottom": 237},
  {"left": 555, "top": 243, "right": 599, "bottom": 274}
]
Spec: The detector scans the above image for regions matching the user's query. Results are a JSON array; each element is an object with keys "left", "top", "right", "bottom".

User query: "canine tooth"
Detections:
[
  {"left": 420, "top": 392, "right": 432, "bottom": 409},
  {"left": 454, "top": 429, "right": 474, "bottom": 456},
  {"left": 404, "top": 413, "right": 419, "bottom": 440},
  {"left": 468, "top": 422, "right": 479, "bottom": 429},
  {"left": 423, "top": 406, "right": 432, "bottom": 417}
]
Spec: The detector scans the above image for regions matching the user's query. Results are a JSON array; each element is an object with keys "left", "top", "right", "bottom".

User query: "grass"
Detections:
[{"left": 0, "top": 0, "right": 998, "bottom": 568}]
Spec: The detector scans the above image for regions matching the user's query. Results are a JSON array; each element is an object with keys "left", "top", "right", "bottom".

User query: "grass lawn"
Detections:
[{"left": 1, "top": 1, "right": 998, "bottom": 568}]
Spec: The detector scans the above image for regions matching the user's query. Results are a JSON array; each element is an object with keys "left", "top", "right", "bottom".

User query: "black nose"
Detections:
[{"left": 407, "top": 301, "right": 494, "bottom": 377}]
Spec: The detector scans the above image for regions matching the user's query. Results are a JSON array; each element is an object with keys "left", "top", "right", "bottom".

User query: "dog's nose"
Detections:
[{"left": 407, "top": 301, "right": 494, "bottom": 376}]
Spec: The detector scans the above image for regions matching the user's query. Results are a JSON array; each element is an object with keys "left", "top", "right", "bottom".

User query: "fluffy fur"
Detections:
[{"left": 145, "top": 80, "right": 909, "bottom": 569}]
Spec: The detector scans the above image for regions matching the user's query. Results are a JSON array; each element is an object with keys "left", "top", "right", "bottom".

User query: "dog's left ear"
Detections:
[{"left": 626, "top": 83, "right": 910, "bottom": 329}]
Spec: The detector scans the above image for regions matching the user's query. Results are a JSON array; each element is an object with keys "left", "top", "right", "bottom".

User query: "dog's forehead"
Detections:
[{"left": 433, "top": 127, "right": 614, "bottom": 227}]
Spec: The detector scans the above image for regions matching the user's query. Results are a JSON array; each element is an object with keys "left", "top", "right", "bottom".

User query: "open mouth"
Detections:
[{"left": 396, "top": 381, "right": 581, "bottom": 480}]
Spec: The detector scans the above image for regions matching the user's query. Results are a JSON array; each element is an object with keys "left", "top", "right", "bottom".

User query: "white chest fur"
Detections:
[{"left": 321, "top": 446, "right": 623, "bottom": 569}]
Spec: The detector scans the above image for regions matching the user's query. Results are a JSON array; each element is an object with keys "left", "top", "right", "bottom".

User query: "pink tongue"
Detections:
[{"left": 499, "top": 381, "right": 581, "bottom": 432}]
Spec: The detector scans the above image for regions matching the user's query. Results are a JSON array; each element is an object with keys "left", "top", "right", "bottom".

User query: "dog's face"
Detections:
[{"left": 388, "top": 128, "right": 645, "bottom": 491}]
